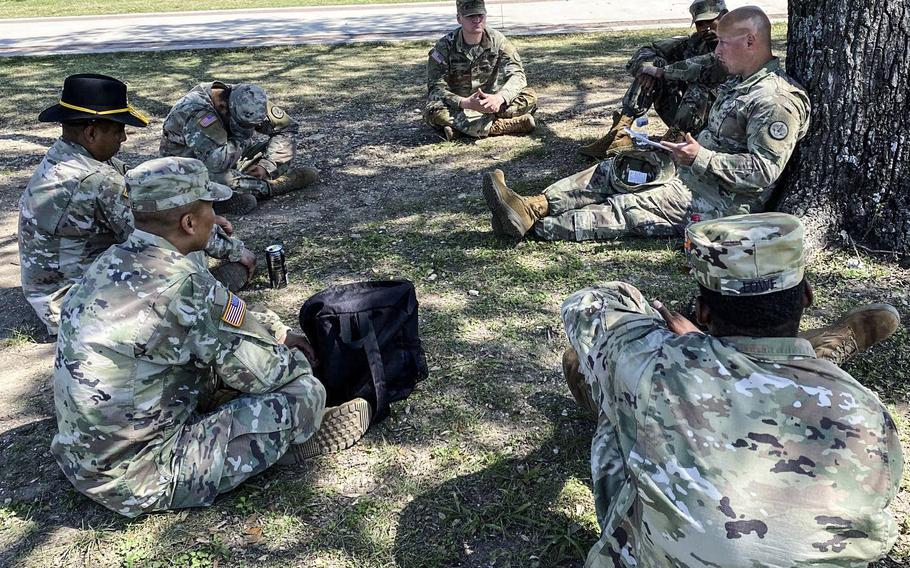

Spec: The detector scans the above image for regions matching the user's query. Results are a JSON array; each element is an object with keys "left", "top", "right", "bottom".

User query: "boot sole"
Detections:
[
  {"left": 279, "top": 398, "right": 372, "bottom": 464},
  {"left": 481, "top": 172, "right": 527, "bottom": 238}
]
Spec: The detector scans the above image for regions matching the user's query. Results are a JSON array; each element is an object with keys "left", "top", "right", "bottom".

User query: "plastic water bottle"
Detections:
[{"left": 630, "top": 116, "right": 649, "bottom": 148}]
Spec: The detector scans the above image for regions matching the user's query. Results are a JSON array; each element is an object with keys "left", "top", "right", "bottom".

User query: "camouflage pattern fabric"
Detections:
[
  {"left": 534, "top": 58, "right": 809, "bottom": 241},
  {"left": 159, "top": 82, "right": 299, "bottom": 198},
  {"left": 52, "top": 229, "right": 326, "bottom": 517},
  {"left": 425, "top": 27, "right": 536, "bottom": 137},
  {"left": 17, "top": 138, "right": 244, "bottom": 334},
  {"left": 623, "top": 34, "right": 728, "bottom": 133},
  {"left": 686, "top": 212, "right": 806, "bottom": 296},
  {"left": 562, "top": 282, "right": 903, "bottom": 567}
]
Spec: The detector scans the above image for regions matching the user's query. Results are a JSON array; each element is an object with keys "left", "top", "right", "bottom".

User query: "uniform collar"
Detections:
[
  {"left": 51, "top": 137, "right": 100, "bottom": 163},
  {"left": 456, "top": 27, "right": 492, "bottom": 52},
  {"left": 126, "top": 229, "right": 183, "bottom": 254},
  {"left": 722, "top": 335, "right": 818, "bottom": 361},
  {"left": 735, "top": 57, "right": 780, "bottom": 91}
]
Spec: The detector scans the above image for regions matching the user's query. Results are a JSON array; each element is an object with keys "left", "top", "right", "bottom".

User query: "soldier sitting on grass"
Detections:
[
  {"left": 51, "top": 157, "right": 370, "bottom": 518},
  {"left": 424, "top": 0, "right": 538, "bottom": 141},
  {"left": 483, "top": 6, "right": 810, "bottom": 243},
  {"left": 161, "top": 82, "right": 318, "bottom": 215},
  {"left": 562, "top": 212, "right": 903, "bottom": 567},
  {"left": 579, "top": 0, "right": 730, "bottom": 159},
  {"left": 18, "top": 74, "right": 255, "bottom": 335}
]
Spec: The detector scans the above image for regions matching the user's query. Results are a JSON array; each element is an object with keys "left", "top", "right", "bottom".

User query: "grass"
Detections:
[
  {"left": 0, "top": 0, "right": 441, "bottom": 19},
  {"left": 0, "top": 24, "right": 907, "bottom": 568}
]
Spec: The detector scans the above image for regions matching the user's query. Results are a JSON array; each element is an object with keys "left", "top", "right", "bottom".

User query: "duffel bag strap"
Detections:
[{"left": 339, "top": 313, "right": 390, "bottom": 421}]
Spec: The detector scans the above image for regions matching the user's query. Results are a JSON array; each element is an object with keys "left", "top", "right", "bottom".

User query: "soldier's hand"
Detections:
[
  {"left": 639, "top": 64, "right": 664, "bottom": 79},
  {"left": 238, "top": 248, "right": 256, "bottom": 279},
  {"left": 460, "top": 91, "right": 486, "bottom": 113},
  {"left": 477, "top": 90, "right": 505, "bottom": 113},
  {"left": 660, "top": 132, "right": 701, "bottom": 166},
  {"left": 243, "top": 164, "right": 269, "bottom": 180},
  {"left": 284, "top": 331, "right": 318, "bottom": 366},
  {"left": 651, "top": 300, "right": 704, "bottom": 336},
  {"left": 215, "top": 215, "right": 234, "bottom": 236}
]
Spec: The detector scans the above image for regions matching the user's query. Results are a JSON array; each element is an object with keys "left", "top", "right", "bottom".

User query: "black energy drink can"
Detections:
[{"left": 265, "top": 244, "right": 288, "bottom": 289}]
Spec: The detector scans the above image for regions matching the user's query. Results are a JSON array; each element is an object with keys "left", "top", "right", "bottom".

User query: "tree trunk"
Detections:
[{"left": 778, "top": 0, "right": 910, "bottom": 255}]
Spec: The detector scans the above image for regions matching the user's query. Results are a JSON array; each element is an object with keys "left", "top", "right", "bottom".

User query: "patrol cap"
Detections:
[
  {"left": 457, "top": 0, "right": 486, "bottom": 17},
  {"left": 126, "top": 157, "right": 232, "bottom": 213},
  {"left": 229, "top": 83, "right": 268, "bottom": 128},
  {"left": 686, "top": 212, "right": 805, "bottom": 296},
  {"left": 689, "top": 0, "right": 726, "bottom": 22}
]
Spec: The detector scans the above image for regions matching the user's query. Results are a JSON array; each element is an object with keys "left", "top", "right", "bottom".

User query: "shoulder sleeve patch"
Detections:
[
  {"left": 199, "top": 113, "right": 218, "bottom": 128},
  {"left": 221, "top": 291, "right": 247, "bottom": 327},
  {"left": 768, "top": 121, "right": 789, "bottom": 140},
  {"left": 430, "top": 49, "right": 445, "bottom": 64}
]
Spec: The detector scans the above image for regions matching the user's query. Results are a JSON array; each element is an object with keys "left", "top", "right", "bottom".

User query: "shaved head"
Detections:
[{"left": 718, "top": 5, "right": 771, "bottom": 47}]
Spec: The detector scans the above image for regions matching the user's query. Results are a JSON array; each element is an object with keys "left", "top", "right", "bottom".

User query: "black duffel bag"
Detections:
[{"left": 299, "top": 280, "right": 428, "bottom": 423}]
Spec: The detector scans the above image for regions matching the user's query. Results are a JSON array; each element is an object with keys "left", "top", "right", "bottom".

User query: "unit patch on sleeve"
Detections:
[
  {"left": 199, "top": 113, "right": 218, "bottom": 128},
  {"left": 768, "top": 121, "right": 789, "bottom": 140},
  {"left": 221, "top": 292, "right": 247, "bottom": 327}
]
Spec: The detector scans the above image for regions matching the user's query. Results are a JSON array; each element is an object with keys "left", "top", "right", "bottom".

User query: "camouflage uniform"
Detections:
[
  {"left": 535, "top": 58, "right": 810, "bottom": 241},
  {"left": 563, "top": 213, "right": 903, "bottom": 567},
  {"left": 425, "top": 27, "right": 537, "bottom": 138},
  {"left": 51, "top": 157, "right": 326, "bottom": 518},
  {"left": 17, "top": 138, "right": 245, "bottom": 334},
  {"left": 160, "top": 82, "right": 298, "bottom": 198}
]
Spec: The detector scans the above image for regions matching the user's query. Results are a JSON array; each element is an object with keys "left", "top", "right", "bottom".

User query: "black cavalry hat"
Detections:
[{"left": 38, "top": 73, "right": 149, "bottom": 127}]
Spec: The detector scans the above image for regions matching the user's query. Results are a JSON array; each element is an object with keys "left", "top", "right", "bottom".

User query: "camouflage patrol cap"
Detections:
[
  {"left": 686, "top": 212, "right": 805, "bottom": 296},
  {"left": 126, "top": 157, "right": 232, "bottom": 213},
  {"left": 457, "top": 0, "right": 486, "bottom": 17},
  {"left": 689, "top": 0, "right": 726, "bottom": 22},
  {"left": 229, "top": 84, "right": 268, "bottom": 128}
]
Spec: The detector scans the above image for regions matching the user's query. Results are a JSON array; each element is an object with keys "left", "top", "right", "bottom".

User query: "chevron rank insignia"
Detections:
[
  {"left": 199, "top": 113, "right": 218, "bottom": 128},
  {"left": 221, "top": 292, "right": 246, "bottom": 327}
]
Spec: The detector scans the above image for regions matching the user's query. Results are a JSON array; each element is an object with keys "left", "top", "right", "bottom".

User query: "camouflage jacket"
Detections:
[
  {"left": 562, "top": 283, "right": 903, "bottom": 568},
  {"left": 18, "top": 138, "right": 244, "bottom": 332},
  {"left": 159, "top": 82, "right": 299, "bottom": 177},
  {"left": 626, "top": 32, "right": 725, "bottom": 86},
  {"left": 427, "top": 27, "right": 528, "bottom": 108},
  {"left": 51, "top": 229, "right": 318, "bottom": 517},
  {"left": 681, "top": 58, "right": 811, "bottom": 214}
]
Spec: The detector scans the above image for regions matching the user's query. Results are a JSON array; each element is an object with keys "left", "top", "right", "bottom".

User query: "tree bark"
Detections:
[{"left": 779, "top": 0, "right": 910, "bottom": 255}]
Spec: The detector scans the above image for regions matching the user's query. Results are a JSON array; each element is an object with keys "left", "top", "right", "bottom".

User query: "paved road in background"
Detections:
[{"left": 0, "top": 0, "right": 788, "bottom": 57}]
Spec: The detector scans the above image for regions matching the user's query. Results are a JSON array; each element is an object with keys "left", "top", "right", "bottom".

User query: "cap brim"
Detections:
[
  {"left": 203, "top": 180, "right": 233, "bottom": 202},
  {"left": 461, "top": 10, "right": 486, "bottom": 16},
  {"left": 693, "top": 11, "right": 721, "bottom": 22},
  {"left": 37, "top": 104, "right": 149, "bottom": 127}
]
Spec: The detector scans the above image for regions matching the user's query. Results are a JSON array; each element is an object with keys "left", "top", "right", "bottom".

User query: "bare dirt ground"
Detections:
[{"left": 0, "top": 27, "right": 907, "bottom": 567}]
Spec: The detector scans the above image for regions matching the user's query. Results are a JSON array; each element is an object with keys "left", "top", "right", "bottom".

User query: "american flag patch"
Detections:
[
  {"left": 430, "top": 49, "right": 444, "bottom": 64},
  {"left": 221, "top": 292, "right": 246, "bottom": 327},
  {"left": 199, "top": 113, "right": 218, "bottom": 127}
]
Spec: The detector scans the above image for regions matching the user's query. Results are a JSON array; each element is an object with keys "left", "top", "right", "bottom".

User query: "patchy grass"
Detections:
[
  {"left": 0, "top": 25, "right": 907, "bottom": 568},
  {"left": 0, "top": 0, "right": 441, "bottom": 19}
]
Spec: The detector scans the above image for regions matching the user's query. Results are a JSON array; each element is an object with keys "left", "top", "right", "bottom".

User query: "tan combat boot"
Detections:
[
  {"left": 578, "top": 112, "right": 635, "bottom": 159},
  {"left": 279, "top": 398, "right": 372, "bottom": 463},
  {"left": 660, "top": 126, "right": 686, "bottom": 144},
  {"left": 213, "top": 192, "right": 258, "bottom": 216},
  {"left": 488, "top": 114, "right": 536, "bottom": 137},
  {"left": 801, "top": 304, "right": 901, "bottom": 367},
  {"left": 482, "top": 169, "right": 549, "bottom": 238},
  {"left": 604, "top": 113, "right": 636, "bottom": 156},
  {"left": 563, "top": 347, "right": 597, "bottom": 419},
  {"left": 268, "top": 167, "right": 320, "bottom": 197}
]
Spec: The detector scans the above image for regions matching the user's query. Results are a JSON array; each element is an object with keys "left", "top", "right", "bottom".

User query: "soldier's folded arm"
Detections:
[
  {"left": 203, "top": 225, "right": 246, "bottom": 262},
  {"left": 561, "top": 282, "right": 670, "bottom": 376},
  {"left": 689, "top": 97, "right": 809, "bottom": 195},
  {"left": 91, "top": 172, "right": 135, "bottom": 243},
  {"left": 427, "top": 43, "right": 463, "bottom": 108},
  {"left": 661, "top": 53, "right": 718, "bottom": 83},
  {"left": 191, "top": 282, "right": 315, "bottom": 394},
  {"left": 495, "top": 41, "right": 527, "bottom": 105},
  {"left": 184, "top": 110, "right": 248, "bottom": 173}
]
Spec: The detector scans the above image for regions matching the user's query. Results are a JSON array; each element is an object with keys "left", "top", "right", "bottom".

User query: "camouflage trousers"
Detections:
[
  {"left": 212, "top": 139, "right": 292, "bottom": 199},
  {"left": 533, "top": 160, "right": 721, "bottom": 241},
  {"left": 622, "top": 78, "right": 714, "bottom": 134},
  {"left": 424, "top": 87, "right": 538, "bottom": 138},
  {"left": 166, "top": 373, "right": 325, "bottom": 511}
]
